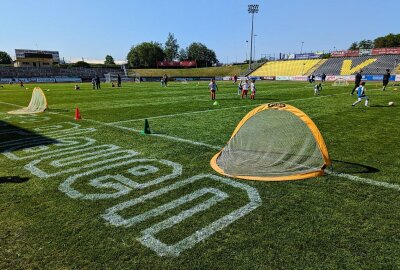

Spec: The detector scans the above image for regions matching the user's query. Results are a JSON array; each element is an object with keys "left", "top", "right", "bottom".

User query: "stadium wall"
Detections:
[{"left": 0, "top": 66, "right": 124, "bottom": 81}]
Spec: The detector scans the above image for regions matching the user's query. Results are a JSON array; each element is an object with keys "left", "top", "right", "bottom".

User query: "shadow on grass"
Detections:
[
  {"left": 0, "top": 176, "right": 29, "bottom": 184},
  {"left": 0, "top": 120, "right": 59, "bottom": 153},
  {"left": 332, "top": 159, "right": 379, "bottom": 174},
  {"left": 369, "top": 105, "right": 393, "bottom": 108}
]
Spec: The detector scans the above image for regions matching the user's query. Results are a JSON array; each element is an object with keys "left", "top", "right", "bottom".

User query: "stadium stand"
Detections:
[
  {"left": 305, "top": 59, "right": 328, "bottom": 76},
  {"left": 250, "top": 59, "right": 322, "bottom": 76},
  {"left": 313, "top": 55, "right": 399, "bottom": 76},
  {"left": 0, "top": 66, "right": 125, "bottom": 81}
]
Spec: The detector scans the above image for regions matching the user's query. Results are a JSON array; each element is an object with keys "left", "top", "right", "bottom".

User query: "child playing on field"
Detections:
[
  {"left": 237, "top": 80, "right": 243, "bottom": 95},
  {"left": 208, "top": 78, "right": 218, "bottom": 100},
  {"left": 241, "top": 79, "right": 249, "bottom": 99},
  {"left": 91, "top": 77, "right": 96, "bottom": 89},
  {"left": 250, "top": 79, "right": 256, "bottom": 100},
  {"left": 352, "top": 82, "right": 369, "bottom": 107},
  {"left": 314, "top": 83, "right": 322, "bottom": 95}
]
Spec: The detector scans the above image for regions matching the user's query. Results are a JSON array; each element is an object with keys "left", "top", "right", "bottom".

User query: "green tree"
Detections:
[
  {"left": 127, "top": 42, "right": 165, "bottom": 68},
  {"left": 164, "top": 33, "right": 179, "bottom": 61},
  {"left": 358, "top": 39, "right": 374, "bottom": 49},
  {"left": 0, "top": 51, "right": 12, "bottom": 64},
  {"left": 187, "top": 42, "right": 218, "bottom": 67},
  {"left": 73, "top": 61, "right": 91, "bottom": 68},
  {"left": 349, "top": 40, "right": 374, "bottom": 50},
  {"left": 104, "top": 55, "right": 115, "bottom": 65},
  {"left": 178, "top": 48, "right": 188, "bottom": 61},
  {"left": 349, "top": 42, "right": 359, "bottom": 50},
  {"left": 374, "top": 33, "right": 400, "bottom": 48}
]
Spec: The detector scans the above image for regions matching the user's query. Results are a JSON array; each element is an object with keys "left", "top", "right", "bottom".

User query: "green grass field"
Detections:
[{"left": 1, "top": 80, "right": 400, "bottom": 269}]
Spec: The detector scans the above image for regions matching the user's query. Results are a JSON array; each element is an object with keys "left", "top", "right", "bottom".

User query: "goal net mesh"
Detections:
[
  {"left": 8, "top": 87, "right": 48, "bottom": 114},
  {"left": 332, "top": 78, "right": 349, "bottom": 86},
  {"left": 211, "top": 104, "right": 330, "bottom": 181}
]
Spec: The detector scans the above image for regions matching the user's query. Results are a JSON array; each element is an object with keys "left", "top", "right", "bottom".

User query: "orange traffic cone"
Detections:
[{"left": 75, "top": 107, "right": 81, "bottom": 120}]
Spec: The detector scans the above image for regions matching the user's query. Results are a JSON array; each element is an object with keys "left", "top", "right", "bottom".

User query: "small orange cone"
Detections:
[{"left": 75, "top": 107, "right": 81, "bottom": 120}]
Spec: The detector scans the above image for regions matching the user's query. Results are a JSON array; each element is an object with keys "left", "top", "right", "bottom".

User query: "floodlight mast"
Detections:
[{"left": 248, "top": 4, "right": 259, "bottom": 70}]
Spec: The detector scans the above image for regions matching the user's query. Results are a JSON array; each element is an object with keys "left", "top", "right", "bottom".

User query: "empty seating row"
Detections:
[
  {"left": 313, "top": 55, "right": 400, "bottom": 76},
  {"left": 250, "top": 60, "right": 322, "bottom": 76}
]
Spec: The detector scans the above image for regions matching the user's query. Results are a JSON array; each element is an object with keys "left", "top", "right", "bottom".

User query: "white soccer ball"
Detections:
[{"left": 388, "top": 101, "right": 395, "bottom": 106}]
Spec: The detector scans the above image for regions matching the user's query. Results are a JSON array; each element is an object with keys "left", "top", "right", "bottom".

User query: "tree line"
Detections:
[
  {"left": 126, "top": 33, "right": 218, "bottom": 68},
  {"left": 0, "top": 33, "right": 218, "bottom": 68},
  {"left": 3, "top": 32, "right": 399, "bottom": 66},
  {"left": 349, "top": 33, "right": 400, "bottom": 50}
]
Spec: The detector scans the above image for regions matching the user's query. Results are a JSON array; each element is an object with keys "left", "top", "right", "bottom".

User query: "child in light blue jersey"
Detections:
[{"left": 352, "top": 82, "right": 369, "bottom": 107}]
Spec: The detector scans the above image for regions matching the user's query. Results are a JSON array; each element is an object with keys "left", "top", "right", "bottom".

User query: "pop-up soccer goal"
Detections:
[
  {"left": 332, "top": 78, "right": 349, "bottom": 86},
  {"left": 210, "top": 103, "right": 331, "bottom": 181},
  {"left": 8, "top": 87, "right": 48, "bottom": 114}
]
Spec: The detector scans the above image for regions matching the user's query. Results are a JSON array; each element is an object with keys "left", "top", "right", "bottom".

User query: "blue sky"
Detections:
[{"left": 1, "top": 0, "right": 399, "bottom": 63}]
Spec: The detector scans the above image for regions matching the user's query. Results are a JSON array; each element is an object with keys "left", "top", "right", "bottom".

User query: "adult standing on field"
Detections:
[
  {"left": 96, "top": 76, "right": 101, "bottom": 89},
  {"left": 117, "top": 74, "right": 122, "bottom": 87},
  {"left": 351, "top": 70, "right": 362, "bottom": 95},
  {"left": 233, "top": 74, "right": 238, "bottom": 84},
  {"left": 321, "top": 73, "right": 326, "bottom": 83},
  {"left": 382, "top": 69, "right": 390, "bottom": 91},
  {"left": 163, "top": 74, "right": 169, "bottom": 87}
]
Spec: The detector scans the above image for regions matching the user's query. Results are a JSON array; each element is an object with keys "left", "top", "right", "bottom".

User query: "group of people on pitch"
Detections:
[
  {"left": 208, "top": 78, "right": 257, "bottom": 101},
  {"left": 350, "top": 69, "right": 391, "bottom": 107}
]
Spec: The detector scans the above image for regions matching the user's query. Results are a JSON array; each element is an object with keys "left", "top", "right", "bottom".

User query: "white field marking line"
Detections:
[
  {"left": 326, "top": 171, "right": 400, "bottom": 191},
  {"left": 10, "top": 107, "right": 221, "bottom": 150},
  {"left": 0, "top": 101, "right": 24, "bottom": 107},
  {"left": 78, "top": 117, "right": 400, "bottom": 193},
  {"left": 107, "top": 124, "right": 221, "bottom": 150},
  {"left": 51, "top": 109, "right": 400, "bottom": 193},
  {"left": 109, "top": 92, "right": 349, "bottom": 125},
  {"left": 3, "top": 99, "right": 399, "bottom": 192}
]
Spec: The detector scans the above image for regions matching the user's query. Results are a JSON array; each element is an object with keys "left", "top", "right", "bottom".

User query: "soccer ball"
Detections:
[{"left": 388, "top": 101, "right": 395, "bottom": 106}]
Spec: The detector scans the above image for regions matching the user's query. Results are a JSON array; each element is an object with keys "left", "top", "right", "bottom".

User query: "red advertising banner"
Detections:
[
  {"left": 157, "top": 61, "right": 197, "bottom": 68},
  {"left": 331, "top": 50, "right": 359, "bottom": 57},
  {"left": 372, "top": 47, "right": 400, "bottom": 55}
]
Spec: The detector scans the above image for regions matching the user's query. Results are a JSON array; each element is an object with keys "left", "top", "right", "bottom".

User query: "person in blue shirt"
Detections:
[{"left": 352, "top": 82, "right": 369, "bottom": 107}]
